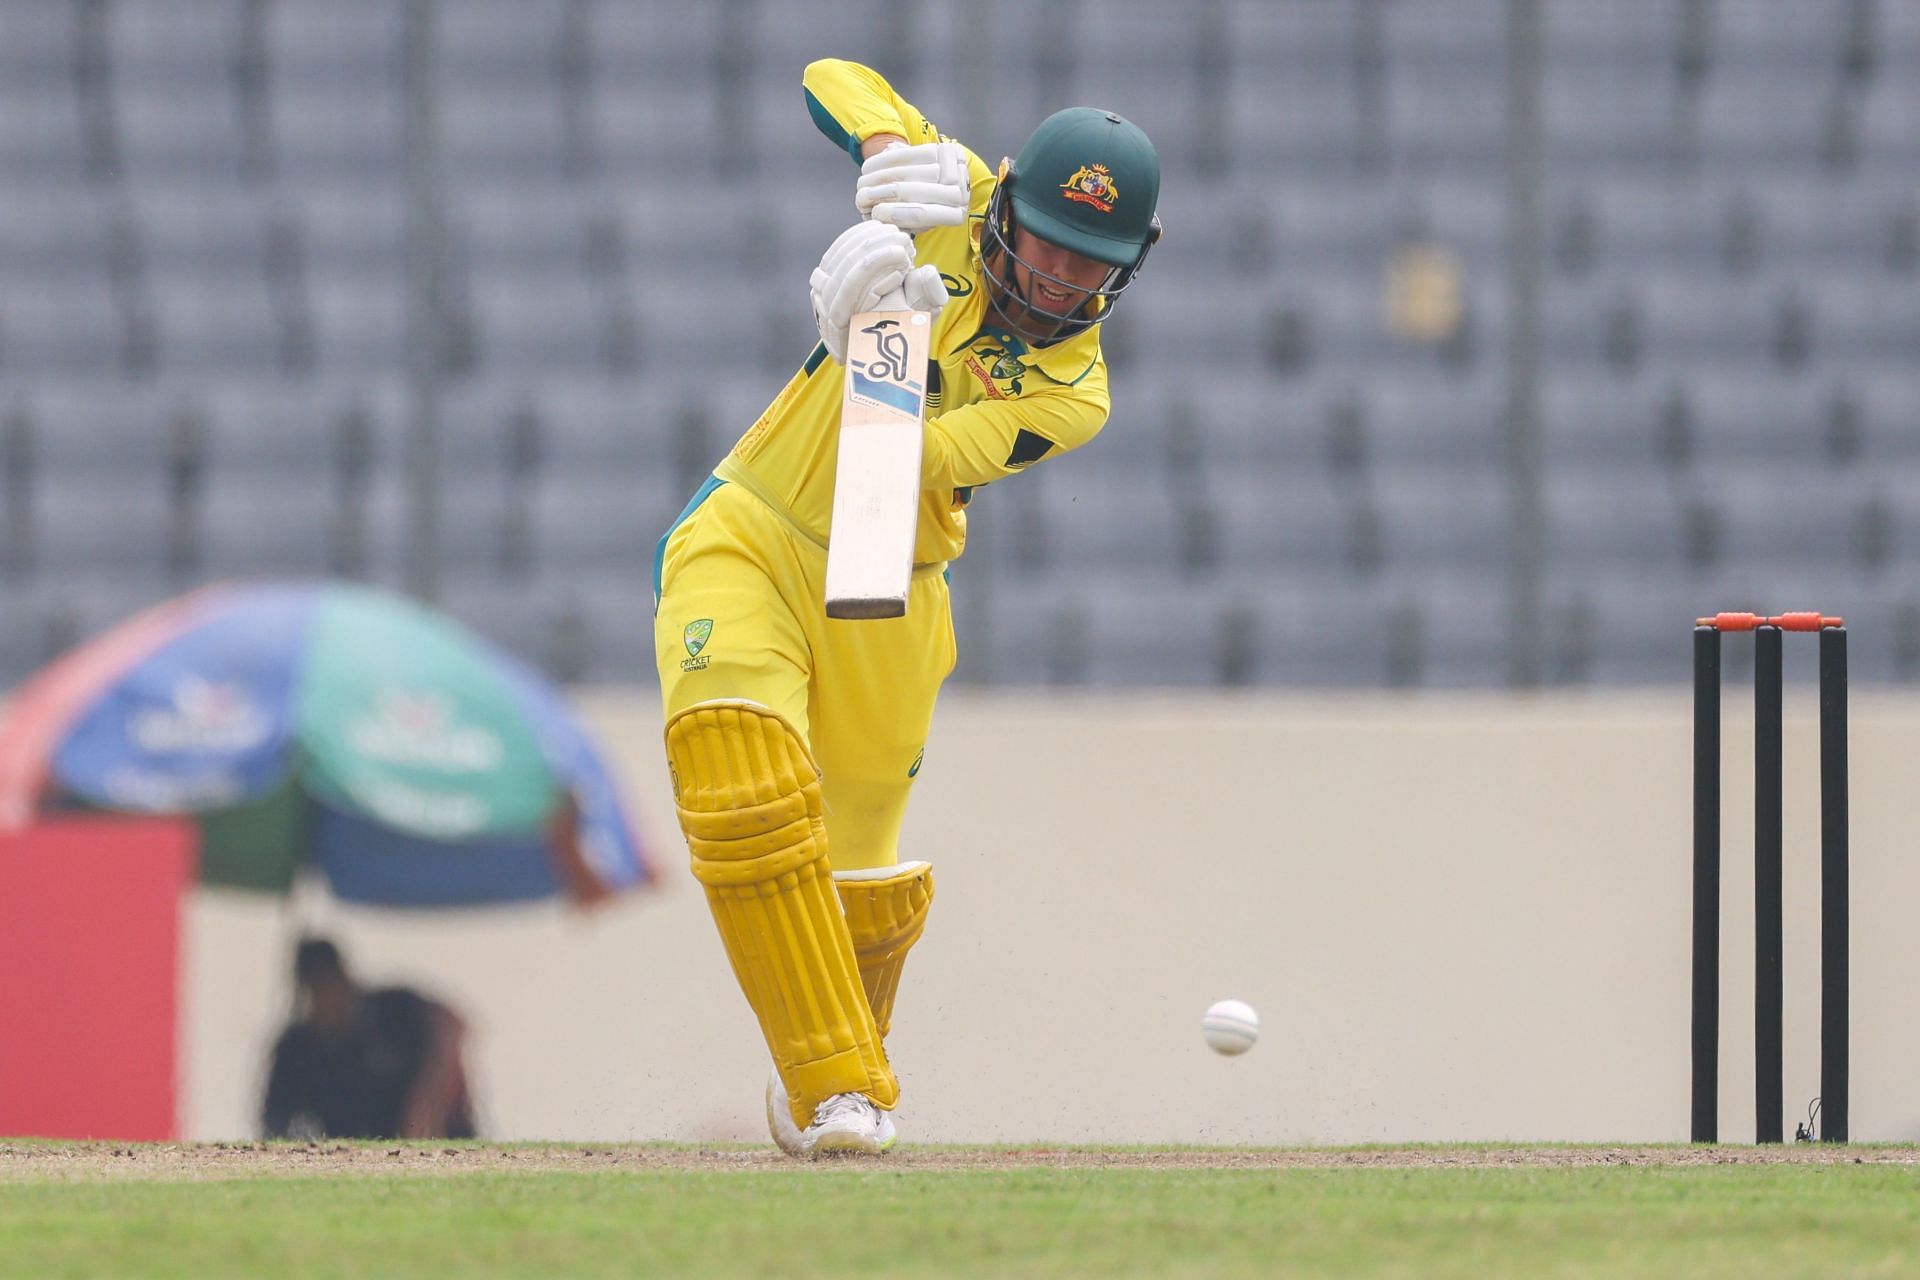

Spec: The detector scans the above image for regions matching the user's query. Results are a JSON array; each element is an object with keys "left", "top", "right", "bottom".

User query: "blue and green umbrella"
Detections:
[{"left": 0, "top": 582, "right": 654, "bottom": 905}]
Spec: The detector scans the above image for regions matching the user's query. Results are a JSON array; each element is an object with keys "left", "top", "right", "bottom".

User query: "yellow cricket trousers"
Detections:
[{"left": 653, "top": 477, "right": 955, "bottom": 872}]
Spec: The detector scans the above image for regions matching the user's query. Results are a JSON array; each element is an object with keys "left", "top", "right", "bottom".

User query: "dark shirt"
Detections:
[{"left": 261, "top": 986, "right": 474, "bottom": 1139}]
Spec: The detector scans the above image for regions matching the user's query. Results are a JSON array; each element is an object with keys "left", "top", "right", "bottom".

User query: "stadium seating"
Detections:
[{"left": 0, "top": 0, "right": 1913, "bottom": 689}]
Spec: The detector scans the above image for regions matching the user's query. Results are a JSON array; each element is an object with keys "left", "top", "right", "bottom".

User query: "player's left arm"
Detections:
[{"left": 920, "top": 365, "right": 1110, "bottom": 492}]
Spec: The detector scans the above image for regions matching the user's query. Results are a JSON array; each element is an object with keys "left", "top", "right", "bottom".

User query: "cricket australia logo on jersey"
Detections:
[
  {"left": 1060, "top": 163, "right": 1118, "bottom": 213},
  {"left": 848, "top": 318, "right": 925, "bottom": 419},
  {"left": 963, "top": 334, "right": 1028, "bottom": 398},
  {"left": 681, "top": 618, "right": 713, "bottom": 672}
]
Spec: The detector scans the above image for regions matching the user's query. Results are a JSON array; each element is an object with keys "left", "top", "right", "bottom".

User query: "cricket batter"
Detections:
[{"left": 653, "top": 59, "right": 1160, "bottom": 1156}]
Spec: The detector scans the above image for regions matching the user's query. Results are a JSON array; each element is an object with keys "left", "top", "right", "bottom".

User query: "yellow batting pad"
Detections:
[
  {"left": 665, "top": 700, "right": 897, "bottom": 1126},
  {"left": 834, "top": 861, "right": 935, "bottom": 1040}
]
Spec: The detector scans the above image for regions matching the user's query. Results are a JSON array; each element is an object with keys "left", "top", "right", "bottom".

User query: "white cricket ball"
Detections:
[{"left": 1202, "top": 999, "right": 1260, "bottom": 1056}]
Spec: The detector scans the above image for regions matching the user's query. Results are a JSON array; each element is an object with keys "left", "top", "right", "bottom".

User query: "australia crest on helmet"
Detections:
[{"left": 1060, "top": 163, "right": 1119, "bottom": 213}]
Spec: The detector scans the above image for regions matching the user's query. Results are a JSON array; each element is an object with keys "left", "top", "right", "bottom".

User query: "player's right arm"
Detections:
[
  {"left": 803, "top": 59, "right": 942, "bottom": 163},
  {"left": 806, "top": 60, "right": 982, "bottom": 231}
]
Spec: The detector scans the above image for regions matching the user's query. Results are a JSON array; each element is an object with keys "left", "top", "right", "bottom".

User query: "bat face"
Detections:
[{"left": 825, "top": 309, "right": 931, "bottom": 620}]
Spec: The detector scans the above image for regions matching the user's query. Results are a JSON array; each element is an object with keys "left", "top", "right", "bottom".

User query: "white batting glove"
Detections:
[
  {"left": 809, "top": 223, "right": 945, "bottom": 365},
  {"left": 855, "top": 140, "right": 970, "bottom": 231},
  {"left": 811, "top": 221, "right": 913, "bottom": 365},
  {"left": 870, "top": 265, "right": 949, "bottom": 316}
]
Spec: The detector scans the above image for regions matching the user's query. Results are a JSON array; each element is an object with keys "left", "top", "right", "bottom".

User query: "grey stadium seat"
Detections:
[
  {"left": 111, "top": 78, "right": 249, "bottom": 181},
  {"left": 965, "top": 573, "right": 1090, "bottom": 687},
  {"left": 0, "top": 1, "right": 79, "bottom": 79},
  {"left": 1384, "top": 0, "right": 1506, "bottom": 64},
  {"left": 1544, "top": 572, "right": 1723, "bottom": 686},
  {"left": 307, "top": 276, "right": 407, "bottom": 374},
  {"left": 469, "top": 272, "right": 613, "bottom": 373},
  {"left": 1541, "top": 68, "right": 1687, "bottom": 171},
  {"left": 0, "top": 183, "right": 114, "bottom": 278},
  {"left": 268, "top": 77, "right": 405, "bottom": 180},
  {"left": 1544, "top": 467, "right": 1699, "bottom": 571},
  {"left": 551, "top": 573, "right": 659, "bottom": 685},
  {"left": 1858, "top": 69, "right": 1920, "bottom": 166},
  {"left": 1538, "top": 374, "right": 1687, "bottom": 467},
  {"left": 106, "top": 0, "right": 244, "bottom": 78},
  {"left": 1751, "top": 175, "right": 1914, "bottom": 270},
  {"left": 1637, "top": 275, "right": 1786, "bottom": 366},
  {"left": 1224, "top": 0, "right": 1356, "bottom": 70},
  {"left": 285, "top": 180, "right": 407, "bottom": 275},
  {"left": 1542, "top": 0, "right": 1684, "bottom": 64},
  {"left": 0, "top": 77, "right": 90, "bottom": 182},
  {"left": 1172, "top": 376, "right": 1343, "bottom": 474},
  {"left": 1362, "top": 377, "right": 1509, "bottom": 471},
  {"left": 1855, "top": 376, "right": 1920, "bottom": 464},
  {"left": 1694, "top": 71, "right": 1845, "bottom": 173},
  {"left": 1700, "top": 468, "right": 1875, "bottom": 576},
  {"left": 1555, "top": 177, "right": 1725, "bottom": 270},
  {"left": 194, "top": 477, "right": 347, "bottom": 579},
  {"left": 435, "top": 381, "right": 542, "bottom": 481},
  {"left": 1, "top": 274, "right": 126, "bottom": 377},
  {"left": 30, "top": 473, "right": 181, "bottom": 579},
  {"left": 1365, "top": 469, "right": 1511, "bottom": 572},
  {"left": 440, "top": 81, "right": 574, "bottom": 183},
  {"left": 1805, "top": 278, "right": 1920, "bottom": 366},
  {"left": 1248, "top": 575, "right": 1404, "bottom": 688},
  {"left": 1023, "top": 464, "right": 1194, "bottom": 578},
  {"left": 24, "top": 385, "right": 182, "bottom": 476},
  {"left": 1707, "top": 0, "right": 1856, "bottom": 65},
  {"left": 199, "top": 384, "right": 394, "bottom": 481},
  {"left": 1225, "top": 68, "right": 1363, "bottom": 171},
  {"left": 1687, "top": 374, "right": 1845, "bottom": 464},
  {"left": 435, "top": 0, "right": 572, "bottom": 81},
  {"left": 436, "top": 573, "right": 567, "bottom": 676},
  {"left": 147, "top": 273, "right": 284, "bottom": 375},
  {"left": 534, "top": 380, "right": 676, "bottom": 473},
  {"left": 589, "top": 78, "right": 724, "bottom": 176},
  {"left": 586, "top": 2, "right": 727, "bottom": 76},
  {"left": 526, "top": 469, "right": 680, "bottom": 579},
  {"left": 133, "top": 185, "right": 271, "bottom": 273},
  {"left": 449, "top": 186, "right": 594, "bottom": 273},
  {"left": 1209, "top": 472, "right": 1360, "bottom": 575},
  {"left": 1385, "top": 67, "right": 1507, "bottom": 174},
  {"left": 1074, "top": 572, "right": 1265, "bottom": 690},
  {"left": 266, "top": 0, "right": 405, "bottom": 82},
  {"left": 1376, "top": 568, "right": 1514, "bottom": 688}
]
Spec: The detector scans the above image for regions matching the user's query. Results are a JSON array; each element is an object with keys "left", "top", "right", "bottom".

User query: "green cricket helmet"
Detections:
[{"left": 982, "top": 106, "right": 1163, "bottom": 341}]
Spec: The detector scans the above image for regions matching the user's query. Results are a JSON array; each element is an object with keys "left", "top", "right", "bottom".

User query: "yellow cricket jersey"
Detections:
[{"left": 712, "top": 58, "right": 1111, "bottom": 569}]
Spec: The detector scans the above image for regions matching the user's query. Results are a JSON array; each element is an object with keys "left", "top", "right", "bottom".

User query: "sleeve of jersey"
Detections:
[
  {"left": 920, "top": 368, "right": 1111, "bottom": 492},
  {"left": 803, "top": 59, "right": 942, "bottom": 165}
]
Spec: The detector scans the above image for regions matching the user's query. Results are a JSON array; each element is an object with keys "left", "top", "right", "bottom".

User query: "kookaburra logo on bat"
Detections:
[{"left": 860, "top": 318, "right": 913, "bottom": 383}]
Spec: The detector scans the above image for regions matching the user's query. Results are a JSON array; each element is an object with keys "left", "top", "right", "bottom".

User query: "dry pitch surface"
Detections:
[{"left": 5, "top": 1139, "right": 1917, "bottom": 1181}]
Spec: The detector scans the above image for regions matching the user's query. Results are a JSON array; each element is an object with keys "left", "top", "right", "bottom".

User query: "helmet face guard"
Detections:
[{"left": 979, "top": 169, "right": 1161, "bottom": 345}]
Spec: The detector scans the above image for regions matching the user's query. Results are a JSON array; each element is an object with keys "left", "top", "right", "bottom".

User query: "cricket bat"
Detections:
[{"left": 824, "top": 302, "right": 932, "bottom": 619}]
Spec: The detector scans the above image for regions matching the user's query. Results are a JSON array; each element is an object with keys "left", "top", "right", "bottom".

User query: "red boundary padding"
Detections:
[{"left": 0, "top": 818, "right": 196, "bottom": 1140}]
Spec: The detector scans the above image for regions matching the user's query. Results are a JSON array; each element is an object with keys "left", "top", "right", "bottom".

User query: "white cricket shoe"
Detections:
[
  {"left": 766, "top": 1069, "right": 808, "bottom": 1158},
  {"left": 766, "top": 1069, "right": 897, "bottom": 1158},
  {"left": 807, "top": 1092, "right": 897, "bottom": 1156}
]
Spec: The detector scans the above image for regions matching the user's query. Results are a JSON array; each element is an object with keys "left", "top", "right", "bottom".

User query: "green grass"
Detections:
[{"left": 5, "top": 1154, "right": 1920, "bottom": 1279}]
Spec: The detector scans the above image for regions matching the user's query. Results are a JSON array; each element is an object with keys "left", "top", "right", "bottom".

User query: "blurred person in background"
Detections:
[
  {"left": 653, "top": 58, "right": 1161, "bottom": 1157},
  {"left": 261, "top": 936, "right": 477, "bottom": 1140}
]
